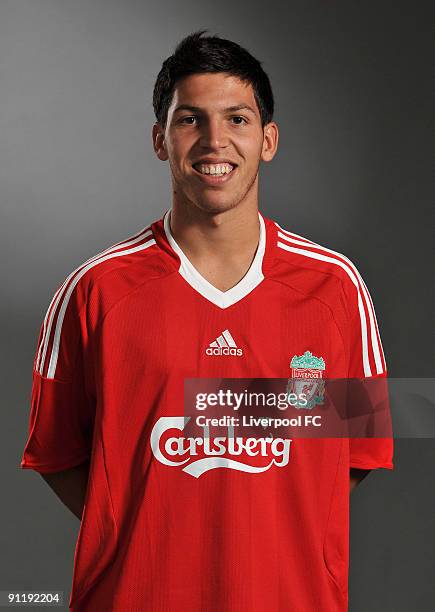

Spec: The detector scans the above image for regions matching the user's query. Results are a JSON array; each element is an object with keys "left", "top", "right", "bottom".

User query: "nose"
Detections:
[{"left": 198, "top": 117, "right": 229, "bottom": 149}]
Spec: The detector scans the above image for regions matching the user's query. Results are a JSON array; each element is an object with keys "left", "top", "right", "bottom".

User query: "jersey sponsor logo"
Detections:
[
  {"left": 286, "top": 350, "right": 326, "bottom": 409},
  {"left": 150, "top": 416, "right": 291, "bottom": 478},
  {"left": 206, "top": 329, "right": 243, "bottom": 356}
]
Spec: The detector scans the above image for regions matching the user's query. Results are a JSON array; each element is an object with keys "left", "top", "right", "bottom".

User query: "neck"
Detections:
[
  {"left": 169, "top": 201, "right": 260, "bottom": 260},
  {"left": 168, "top": 201, "right": 261, "bottom": 292}
]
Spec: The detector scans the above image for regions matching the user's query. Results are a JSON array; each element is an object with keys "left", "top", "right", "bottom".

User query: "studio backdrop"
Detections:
[{"left": 1, "top": 2, "right": 434, "bottom": 611}]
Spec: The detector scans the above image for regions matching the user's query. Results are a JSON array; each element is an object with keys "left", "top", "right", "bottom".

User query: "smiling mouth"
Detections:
[{"left": 191, "top": 162, "right": 238, "bottom": 183}]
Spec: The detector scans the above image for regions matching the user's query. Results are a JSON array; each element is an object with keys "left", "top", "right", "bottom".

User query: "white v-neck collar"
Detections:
[{"left": 163, "top": 209, "right": 266, "bottom": 309}]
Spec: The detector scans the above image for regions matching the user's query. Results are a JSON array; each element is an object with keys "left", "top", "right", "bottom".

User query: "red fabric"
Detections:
[{"left": 21, "top": 212, "right": 393, "bottom": 611}]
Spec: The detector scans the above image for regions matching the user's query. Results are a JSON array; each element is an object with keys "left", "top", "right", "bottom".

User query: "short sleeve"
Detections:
[
  {"left": 20, "top": 274, "right": 96, "bottom": 473},
  {"left": 342, "top": 265, "right": 394, "bottom": 470}
]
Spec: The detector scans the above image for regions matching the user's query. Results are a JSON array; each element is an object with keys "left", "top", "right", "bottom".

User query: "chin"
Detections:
[{"left": 193, "top": 196, "right": 242, "bottom": 215}]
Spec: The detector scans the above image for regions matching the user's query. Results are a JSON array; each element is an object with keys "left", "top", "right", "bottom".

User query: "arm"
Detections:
[
  {"left": 40, "top": 459, "right": 90, "bottom": 520},
  {"left": 349, "top": 467, "right": 371, "bottom": 493}
]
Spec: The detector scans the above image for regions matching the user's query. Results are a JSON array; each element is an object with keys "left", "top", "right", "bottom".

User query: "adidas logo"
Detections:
[{"left": 206, "top": 329, "right": 243, "bottom": 356}]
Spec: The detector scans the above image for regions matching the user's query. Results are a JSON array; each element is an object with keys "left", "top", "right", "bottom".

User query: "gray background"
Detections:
[{"left": 1, "top": 1, "right": 434, "bottom": 610}]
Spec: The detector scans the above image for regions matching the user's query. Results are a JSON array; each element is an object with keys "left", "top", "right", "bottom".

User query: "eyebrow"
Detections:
[{"left": 173, "top": 103, "right": 257, "bottom": 115}]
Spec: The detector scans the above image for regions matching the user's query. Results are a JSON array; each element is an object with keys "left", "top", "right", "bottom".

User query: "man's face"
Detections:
[{"left": 153, "top": 72, "right": 278, "bottom": 214}]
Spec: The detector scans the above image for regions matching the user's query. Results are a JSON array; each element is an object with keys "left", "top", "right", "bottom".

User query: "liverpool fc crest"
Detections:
[{"left": 287, "top": 351, "right": 325, "bottom": 409}]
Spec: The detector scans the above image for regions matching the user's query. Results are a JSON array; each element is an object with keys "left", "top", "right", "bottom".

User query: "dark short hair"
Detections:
[{"left": 153, "top": 30, "right": 274, "bottom": 128}]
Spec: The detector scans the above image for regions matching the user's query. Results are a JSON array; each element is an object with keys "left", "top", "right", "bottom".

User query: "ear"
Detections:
[
  {"left": 261, "top": 121, "right": 279, "bottom": 163},
  {"left": 152, "top": 122, "right": 168, "bottom": 161}
]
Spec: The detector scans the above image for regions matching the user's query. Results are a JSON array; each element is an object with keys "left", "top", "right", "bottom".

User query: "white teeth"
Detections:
[{"left": 196, "top": 163, "right": 234, "bottom": 175}]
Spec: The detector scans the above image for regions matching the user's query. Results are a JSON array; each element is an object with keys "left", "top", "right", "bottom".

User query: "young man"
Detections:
[{"left": 20, "top": 31, "right": 393, "bottom": 611}]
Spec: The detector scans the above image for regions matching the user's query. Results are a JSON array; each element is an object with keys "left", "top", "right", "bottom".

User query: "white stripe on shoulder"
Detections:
[
  {"left": 36, "top": 225, "right": 153, "bottom": 374},
  {"left": 274, "top": 222, "right": 317, "bottom": 245},
  {"left": 46, "top": 237, "right": 156, "bottom": 379},
  {"left": 37, "top": 225, "right": 154, "bottom": 378},
  {"left": 275, "top": 223, "right": 385, "bottom": 377}
]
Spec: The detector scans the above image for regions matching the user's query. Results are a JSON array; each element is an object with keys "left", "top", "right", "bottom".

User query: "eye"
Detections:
[
  {"left": 180, "top": 116, "right": 197, "bottom": 124},
  {"left": 230, "top": 116, "right": 247, "bottom": 125}
]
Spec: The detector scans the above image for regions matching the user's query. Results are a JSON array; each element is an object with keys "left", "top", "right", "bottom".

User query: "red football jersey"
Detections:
[{"left": 21, "top": 210, "right": 394, "bottom": 611}]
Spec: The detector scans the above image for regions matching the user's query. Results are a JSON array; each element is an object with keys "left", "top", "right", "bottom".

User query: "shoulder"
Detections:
[
  {"left": 268, "top": 217, "right": 386, "bottom": 376},
  {"left": 34, "top": 221, "right": 164, "bottom": 378},
  {"left": 77, "top": 221, "right": 159, "bottom": 292},
  {"left": 44, "top": 220, "right": 166, "bottom": 323},
  {"left": 268, "top": 217, "right": 365, "bottom": 302}
]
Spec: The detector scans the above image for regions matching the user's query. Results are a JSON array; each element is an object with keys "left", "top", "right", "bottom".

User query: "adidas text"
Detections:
[{"left": 206, "top": 346, "right": 243, "bottom": 356}]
